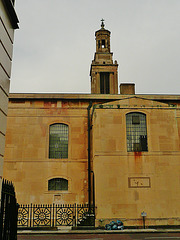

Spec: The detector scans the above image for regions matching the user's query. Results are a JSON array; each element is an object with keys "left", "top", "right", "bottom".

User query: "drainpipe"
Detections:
[
  {"left": 92, "top": 171, "right": 95, "bottom": 208},
  {"left": 87, "top": 101, "right": 92, "bottom": 211}
]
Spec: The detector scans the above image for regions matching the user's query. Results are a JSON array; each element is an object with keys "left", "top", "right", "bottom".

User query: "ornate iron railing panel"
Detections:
[
  {"left": 32, "top": 204, "right": 52, "bottom": 227},
  {"left": 18, "top": 203, "right": 95, "bottom": 227},
  {"left": 55, "top": 204, "right": 75, "bottom": 226},
  {"left": 77, "top": 204, "right": 95, "bottom": 226},
  {"left": 77, "top": 204, "right": 89, "bottom": 224},
  {"left": 18, "top": 204, "right": 30, "bottom": 227}
]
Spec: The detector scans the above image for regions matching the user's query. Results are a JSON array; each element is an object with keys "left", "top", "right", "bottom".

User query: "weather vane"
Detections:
[{"left": 101, "top": 18, "right": 105, "bottom": 29}]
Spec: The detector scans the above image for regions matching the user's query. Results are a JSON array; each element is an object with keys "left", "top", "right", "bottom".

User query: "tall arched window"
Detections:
[
  {"left": 48, "top": 178, "right": 68, "bottom": 191},
  {"left": 126, "top": 112, "right": 148, "bottom": 152},
  {"left": 49, "top": 124, "right": 68, "bottom": 159}
]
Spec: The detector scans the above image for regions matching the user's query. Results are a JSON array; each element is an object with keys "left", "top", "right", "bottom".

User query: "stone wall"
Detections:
[
  {"left": 4, "top": 99, "right": 90, "bottom": 204},
  {"left": 92, "top": 97, "right": 180, "bottom": 227},
  {"left": 3, "top": 94, "right": 180, "bottom": 227}
]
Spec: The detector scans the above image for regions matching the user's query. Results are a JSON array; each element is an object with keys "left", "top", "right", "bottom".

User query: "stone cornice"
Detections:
[{"left": 9, "top": 93, "right": 180, "bottom": 101}]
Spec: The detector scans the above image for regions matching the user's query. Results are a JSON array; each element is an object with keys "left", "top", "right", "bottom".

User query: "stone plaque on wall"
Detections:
[
  {"left": 128, "top": 177, "right": 151, "bottom": 188},
  {"left": 54, "top": 194, "right": 62, "bottom": 201}
]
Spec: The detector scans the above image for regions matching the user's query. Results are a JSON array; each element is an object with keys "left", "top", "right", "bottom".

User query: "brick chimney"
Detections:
[{"left": 120, "top": 83, "right": 135, "bottom": 95}]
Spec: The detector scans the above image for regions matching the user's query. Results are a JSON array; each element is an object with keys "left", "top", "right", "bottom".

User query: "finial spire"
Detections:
[{"left": 101, "top": 19, "right": 105, "bottom": 29}]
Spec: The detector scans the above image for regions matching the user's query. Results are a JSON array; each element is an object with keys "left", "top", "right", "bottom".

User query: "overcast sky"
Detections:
[{"left": 10, "top": 0, "right": 180, "bottom": 94}]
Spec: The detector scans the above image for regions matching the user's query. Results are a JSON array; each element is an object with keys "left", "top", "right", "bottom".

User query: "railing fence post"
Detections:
[
  {"left": 74, "top": 203, "right": 76, "bottom": 227},
  {"left": 30, "top": 203, "right": 32, "bottom": 228},
  {"left": 52, "top": 203, "right": 54, "bottom": 227}
]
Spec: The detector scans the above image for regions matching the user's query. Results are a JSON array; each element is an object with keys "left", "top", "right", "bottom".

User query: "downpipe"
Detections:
[{"left": 87, "top": 101, "right": 92, "bottom": 212}]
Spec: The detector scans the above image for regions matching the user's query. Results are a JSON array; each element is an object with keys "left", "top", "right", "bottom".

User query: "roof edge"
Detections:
[{"left": 9, "top": 93, "right": 180, "bottom": 101}]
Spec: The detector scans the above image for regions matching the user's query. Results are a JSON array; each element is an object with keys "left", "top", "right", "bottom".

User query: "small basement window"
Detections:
[{"left": 48, "top": 178, "right": 68, "bottom": 191}]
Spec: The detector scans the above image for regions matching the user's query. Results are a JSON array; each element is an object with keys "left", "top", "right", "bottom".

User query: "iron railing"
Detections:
[
  {"left": 0, "top": 179, "right": 18, "bottom": 240},
  {"left": 18, "top": 203, "right": 95, "bottom": 227}
]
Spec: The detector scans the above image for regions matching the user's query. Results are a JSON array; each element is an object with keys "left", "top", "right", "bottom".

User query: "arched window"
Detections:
[
  {"left": 49, "top": 124, "right": 68, "bottom": 159},
  {"left": 126, "top": 112, "right": 148, "bottom": 152},
  {"left": 48, "top": 178, "right": 68, "bottom": 191}
]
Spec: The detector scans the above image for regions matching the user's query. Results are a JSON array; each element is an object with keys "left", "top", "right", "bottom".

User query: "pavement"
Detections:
[{"left": 17, "top": 228, "right": 180, "bottom": 235}]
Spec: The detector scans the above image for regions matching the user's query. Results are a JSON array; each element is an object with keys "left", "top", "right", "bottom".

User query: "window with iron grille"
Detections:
[
  {"left": 48, "top": 178, "right": 68, "bottom": 191},
  {"left": 100, "top": 72, "right": 110, "bottom": 94},
  {"left": 49, "top": 124, "right": 68, "bottom": 159},
  {"left": 126, "top": 113, "right": 148, "bottom": 152}
]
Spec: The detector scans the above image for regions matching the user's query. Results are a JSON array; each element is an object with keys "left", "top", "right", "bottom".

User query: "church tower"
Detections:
[{"left": 90, "top": 20, "right": 118, "bottom": 94}]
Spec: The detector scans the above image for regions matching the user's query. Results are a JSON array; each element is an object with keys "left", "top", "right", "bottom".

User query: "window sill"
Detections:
[
  {"left": 49, "top": 158, "right": 68, "bottom": 160},
  {"left": 127, "top": 151, "right": 148, "bottom": 152},
  {"left": 45, "top": 191, "right": 71, "bottom": 194}
]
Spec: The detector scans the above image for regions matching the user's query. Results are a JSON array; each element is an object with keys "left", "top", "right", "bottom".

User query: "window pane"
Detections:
[
  {"left": 126, "top": 113, "right": 148, "bottom": 152},
  {"left": 132, "top": 116, "right": 140, "bottom": 124},
  {"left": 49, "top": 124, "right": 68, "bottom": 159},
  {"left": 56, "top": 179, "right": 61, "bottom": 190},
  {"left": 48, "top": 179, "right": 55, "bottom": 190},
  {"left": 61, "top": 179, "right": 68, "bottom": 190}
]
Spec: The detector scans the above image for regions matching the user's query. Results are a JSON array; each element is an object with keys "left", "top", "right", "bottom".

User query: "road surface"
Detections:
[{"left": 18, "top": 232, "right": 180, "bottom": 240}]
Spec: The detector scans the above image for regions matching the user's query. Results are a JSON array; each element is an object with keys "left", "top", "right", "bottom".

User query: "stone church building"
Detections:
[{"left": 3, "top": 22, "right": 180, "bottom": 227}]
